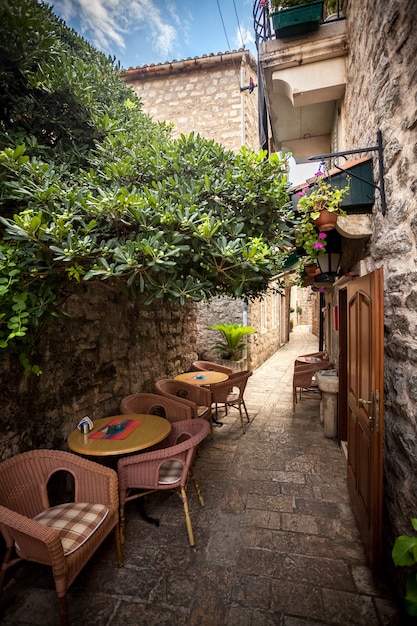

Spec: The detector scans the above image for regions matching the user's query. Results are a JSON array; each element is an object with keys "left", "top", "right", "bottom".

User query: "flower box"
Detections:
[
  {"left": 272, "top": 1, "right": 324, "bottom": 39},
  {"left": 291, "top": 159, "right": 375, "bottom": 214},
  {"left": 329, "top": 159, "right": 375, "bottom": 213}
]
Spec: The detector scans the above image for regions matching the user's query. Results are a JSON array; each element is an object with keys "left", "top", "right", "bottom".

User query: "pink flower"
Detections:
[
  {"left": 313, "top": 242, "right": 324, "bottom": 249},
  {"left": 318, "top": 232, "right": 327, "bottom": 239},
  {"left": 297, "top": 186, "right": 309, "bottom": 197},
  {"left": 259, "top": 0, "right": 267, "bottom": 7},
  {"left": 315, "top": 170, "right": 324, "bottom": 177}
]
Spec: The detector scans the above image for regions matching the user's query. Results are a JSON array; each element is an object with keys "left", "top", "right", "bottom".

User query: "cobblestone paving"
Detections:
[{"left": 0, "top": 326, "right": 404, "bottom": 625}]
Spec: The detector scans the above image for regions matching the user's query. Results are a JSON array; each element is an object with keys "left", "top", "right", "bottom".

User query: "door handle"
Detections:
[{"left": 359, "top": 391, "right": 375, "bottom": 430}]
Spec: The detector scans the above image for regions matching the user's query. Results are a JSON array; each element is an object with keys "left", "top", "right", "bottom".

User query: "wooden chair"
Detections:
[
  {"left": 209, "top": 370, "right": 253, "bottom": 433},
  {"left": 117, "top": 418, "right": 210, "bottom": 547},
  {"left": 192, "top": 360, "right": 233, "bottom": 375},
  {"left": 0, "top": 449, "right": 123, "bottom": 626},
  {"left": 154, "top": 378, "right": 213, "bottom": 432},
  {"left": 120, "top": 392, "right": 192, "bottom": 423}
]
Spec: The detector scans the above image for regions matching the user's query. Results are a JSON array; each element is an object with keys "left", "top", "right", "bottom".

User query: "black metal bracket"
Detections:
[
  {"left": 240, "top": 77, "right": 257, "bottom": 93},
  {"left": 308, "top": 130, "right": 386, "bottom": 216}
]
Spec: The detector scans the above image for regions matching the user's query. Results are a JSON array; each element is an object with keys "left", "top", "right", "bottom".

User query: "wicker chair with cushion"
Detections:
[
  {"left": 120, "top": 392, "right": 192, "bottom": 423},
  {"left": 209, "top": 369, "right": 253, "bottom": 434},
  {"left": 118, "top": 418, "right": 210, "bottom": 547},
  {"left": 154, "top": 378, "right": 212, "bottom": 432},
  {"left": 0, "top": 449, "right": 123, "bottom": 626},
  {"left": 191, "top": 360, "right": 233, "bottom": 375}
]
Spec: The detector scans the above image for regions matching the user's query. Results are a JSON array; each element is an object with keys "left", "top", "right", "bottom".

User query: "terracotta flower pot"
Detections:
[
  {"left": 304, "top": 262, "right": 320, "bottom": 277},
  {"left": 313, "top": 208, "right": 337, "bottom": 232}
]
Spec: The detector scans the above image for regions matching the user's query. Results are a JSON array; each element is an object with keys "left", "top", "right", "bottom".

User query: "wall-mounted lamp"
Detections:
[{"left": 316, "top": 252, "right": 341, "bottom": 283}]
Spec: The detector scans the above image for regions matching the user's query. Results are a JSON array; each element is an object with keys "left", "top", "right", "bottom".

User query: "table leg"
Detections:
[{"left": 134, "top": 499, "right": 160, "bottom": 526}]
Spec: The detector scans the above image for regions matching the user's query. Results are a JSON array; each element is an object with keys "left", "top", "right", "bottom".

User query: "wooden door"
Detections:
[{"left": 346, "top": 269, "right": 384, "bottom": 571}]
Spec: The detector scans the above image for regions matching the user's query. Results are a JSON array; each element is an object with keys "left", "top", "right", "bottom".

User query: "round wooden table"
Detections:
[
  {"left": 296, "top": 356, "right": 327, "bottom": 365},
  {"left": 67, "top": 414, "right": 171, "bottom": 457},
  {"left": 174, "top": 371, "right": 228, "bottom": 385}
]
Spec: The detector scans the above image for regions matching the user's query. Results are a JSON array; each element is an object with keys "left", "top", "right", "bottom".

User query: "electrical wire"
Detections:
[
  {"left": 216, "top": 0, "right": 253, "bottom": 93},
  {"left": 232, "top": 0, "right": 246, "bottom": 50},
  {"left": 216, "top": 0, "right": 232, "bottom": 52}
]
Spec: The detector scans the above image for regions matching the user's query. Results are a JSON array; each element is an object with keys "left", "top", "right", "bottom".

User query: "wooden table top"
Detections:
[
  {"left": 174, "top": 371, "right": 229, "bottom": 385},
  {"left": 67, "top": 414, "right": 171, "bottom": 457}
]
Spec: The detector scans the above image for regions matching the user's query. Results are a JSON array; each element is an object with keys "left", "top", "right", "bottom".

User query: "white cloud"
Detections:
[
  {"left": 235, "top": 24, "right": 256, "bottom": 55},
  {"left": 53, "top": 0, "right": 180, "bottom": 59}
]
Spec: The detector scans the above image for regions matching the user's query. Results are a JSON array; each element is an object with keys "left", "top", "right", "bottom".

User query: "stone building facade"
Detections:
[
  {"left": 341, "top": 0, "right": 417, "bottom": 568},
  {"left": 123, "top": 50, "right": 259, "bottom": 153},
  {"left": 122, "top": 50, "right": 289, "bottom": 369},
  {"left": 256, "top": 0, "right": 417, "bottom": 601}
]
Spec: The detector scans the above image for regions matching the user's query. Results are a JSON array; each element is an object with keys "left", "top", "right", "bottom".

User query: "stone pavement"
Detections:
[{"left": 0, "top": 325, "right": 404, "bottom": 625}]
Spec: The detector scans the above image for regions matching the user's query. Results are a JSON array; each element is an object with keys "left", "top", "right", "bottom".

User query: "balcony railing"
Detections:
[{"left": 253, "top": 0, "right": 345, "bottom": 46}]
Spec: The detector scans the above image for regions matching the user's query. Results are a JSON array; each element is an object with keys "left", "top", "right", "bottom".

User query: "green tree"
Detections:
[{"left": 0, "top": 0, "right": 294, "bottom": 370}]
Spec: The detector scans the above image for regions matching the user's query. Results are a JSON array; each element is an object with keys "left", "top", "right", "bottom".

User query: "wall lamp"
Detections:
[
  {"left": 308, "top": 130, "right": 386, "bottom": 216},
  {"left": 316, "top": 252, "right": 341, "bottom": 283}
]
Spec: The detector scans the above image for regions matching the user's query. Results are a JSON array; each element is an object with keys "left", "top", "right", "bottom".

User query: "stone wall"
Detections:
[
  {"left": 344, "top": 0, "right": 417, "bottom": 574},
  {"left": 124, "top": 51, "right": 259, "bottom": 152},
  {"left": 249, "top": 282, "right": 286, "bottom": 369},
  {"left": 0, "top": 285, "right": 197, "bottom": 460},
  {"left": 195, "top": 297, "right": 244, "bottom": 361}
]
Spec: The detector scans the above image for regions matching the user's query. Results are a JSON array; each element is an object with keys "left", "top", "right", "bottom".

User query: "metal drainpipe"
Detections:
[
  {"left": 240, "top": 56, "right": 246, "bottom": 147},
  {"left": 242, "top": 300, "right": 248, "bottom": 327},
  {"left": 319, "top": 291, "right": 324, "bottom": 351}
]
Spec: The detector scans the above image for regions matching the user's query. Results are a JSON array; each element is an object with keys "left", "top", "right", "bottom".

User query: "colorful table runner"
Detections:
[{"left": 89, "top": 417, "right": 143, "bottom": 440}]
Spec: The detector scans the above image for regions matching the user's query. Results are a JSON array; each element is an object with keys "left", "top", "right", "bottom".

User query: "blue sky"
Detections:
[
  {"left": 49, "top": 0, "right": 315, "bottom": 182},
  {"left": 50, "top": 0, "right": 257, "bottom": 69}
]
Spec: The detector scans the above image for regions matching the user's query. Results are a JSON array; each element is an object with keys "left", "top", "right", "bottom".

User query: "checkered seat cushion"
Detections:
[
  {"left": 158, "top": 460, "right": 183, "bottom": 485},
  {"left": 34, "top": 502, "right": 109, "bottom": 556}
]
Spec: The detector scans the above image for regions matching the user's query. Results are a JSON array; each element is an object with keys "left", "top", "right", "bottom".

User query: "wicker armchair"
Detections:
[
  {"left": 209, "top": 370, "right": 253, "bottom": 433},
  {"left": 118, "top": 418, "right": 210, "bottom": 547},
  {"left": 0, "top": 449, "right": 123, "bottom": 626},
  {"left": 120, "top": 392, "right": 192, "bottom": 422},
  {"left": 292, "top": 361, "right": 333, "bottom": 411},
  {"left": 154, "top": 378, "right": 212, "bottom": 432},
  {"left": 192, "top": 360, "right": 233, "bottom": 375}
]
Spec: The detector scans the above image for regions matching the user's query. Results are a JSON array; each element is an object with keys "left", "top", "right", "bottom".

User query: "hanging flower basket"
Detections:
[
  {"left": 313, "top": 208, "right": 338, "bottom": 232},
  {"left": 304, "top": 261, "right": 320, "bottom": 277},
  {"left": 294, "top": 171, "right": 350, "bottom": 258}
]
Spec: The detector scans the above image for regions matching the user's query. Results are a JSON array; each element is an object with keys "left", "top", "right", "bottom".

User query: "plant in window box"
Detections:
[{"left": 262, "top": 0, "right": 326, "bottom": 38}]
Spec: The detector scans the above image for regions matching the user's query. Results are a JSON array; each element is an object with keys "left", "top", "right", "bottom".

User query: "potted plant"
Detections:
[
  {"left": 266, "top": 0, "right": 325, "bottom": 38},
  {"left": 392, "top": 518, "right": 417, "bottom": 617},
  {"left": 295, "top": 172, "right": 350, "bottom": 258},
  {"left": 209, "top": 323, "right": 255, "bottom": 370}
]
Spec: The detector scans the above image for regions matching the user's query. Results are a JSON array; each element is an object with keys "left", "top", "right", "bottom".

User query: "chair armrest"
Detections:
[{"left": 0, "top": 505, "right": 65, "bottom": 565}]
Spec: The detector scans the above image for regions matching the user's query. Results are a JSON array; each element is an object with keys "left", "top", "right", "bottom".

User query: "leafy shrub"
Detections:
[{"left": 0, "top": 0, "right": 293, "bottom": 371}]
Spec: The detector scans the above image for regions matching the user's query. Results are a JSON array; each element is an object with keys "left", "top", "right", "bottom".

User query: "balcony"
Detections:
[{"left": 254, "top": 1, "right": 347, "bottom": 163}]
